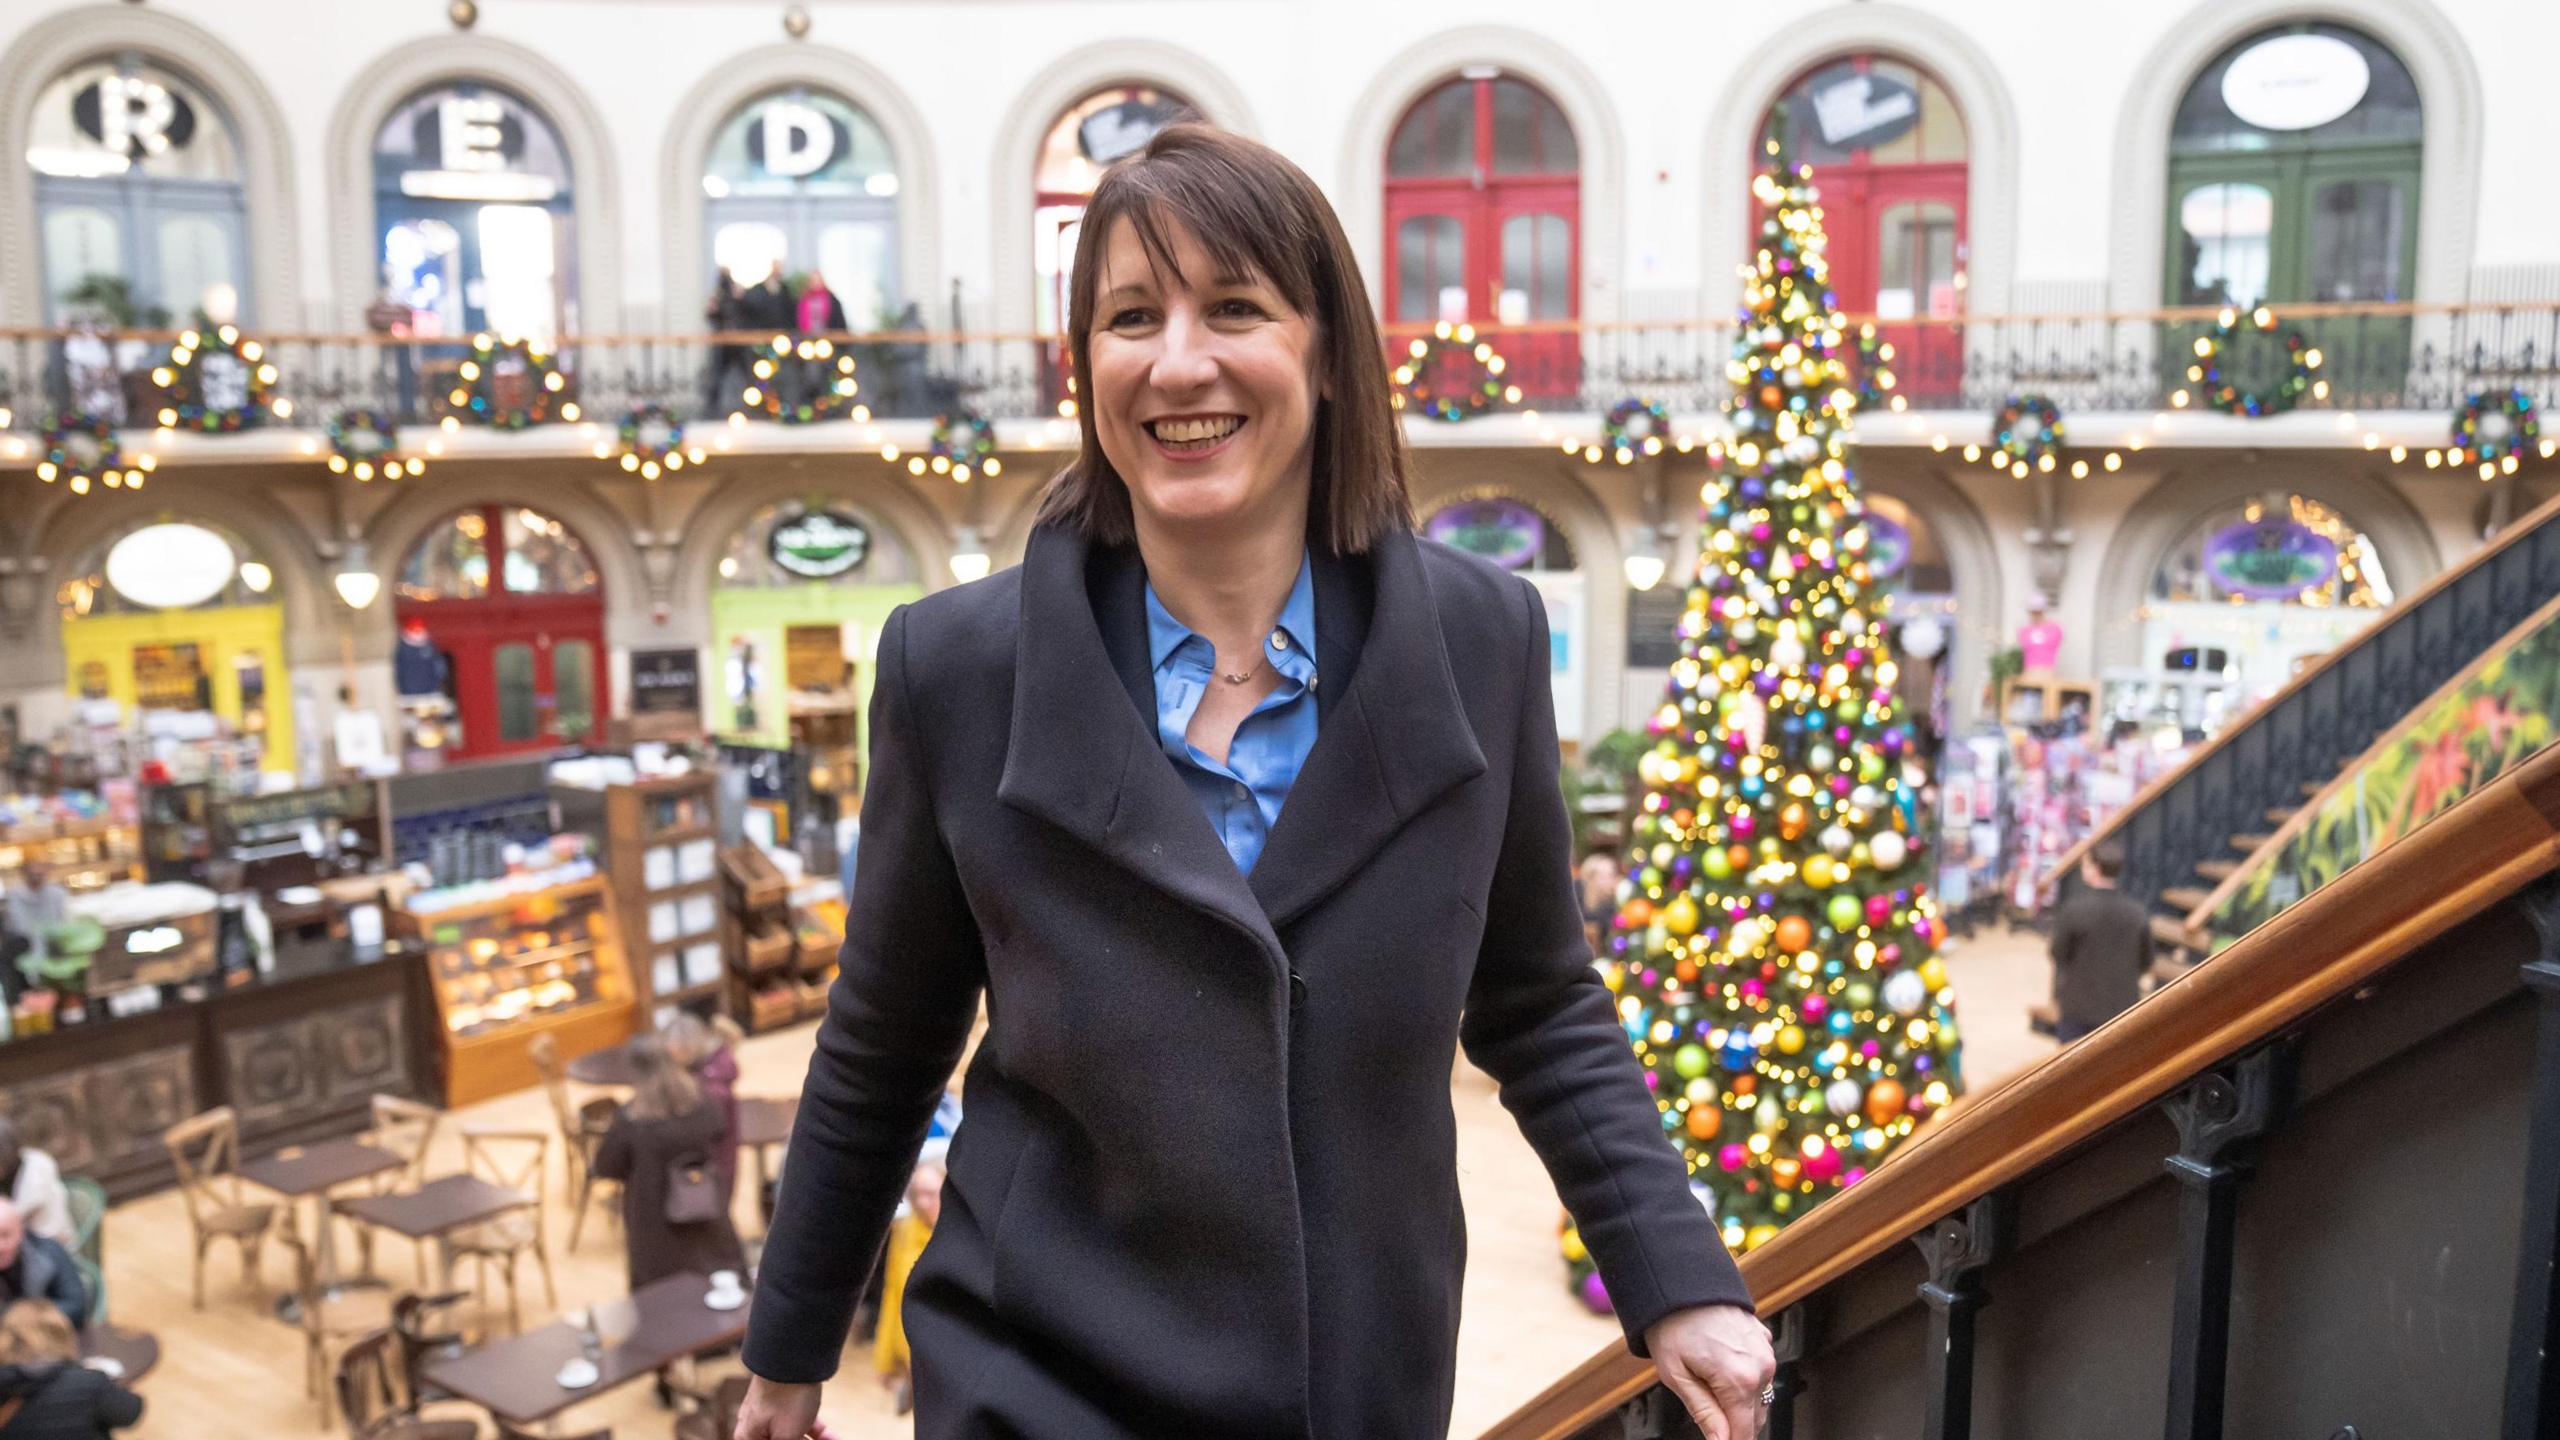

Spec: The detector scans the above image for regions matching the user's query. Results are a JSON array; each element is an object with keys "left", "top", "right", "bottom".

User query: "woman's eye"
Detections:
[
  {"left": 1107, "top": 308, "right": 1154, "bottom": 329},
  {"left": 1214, "top": 299, "right": 1266, "bottom": 320}
]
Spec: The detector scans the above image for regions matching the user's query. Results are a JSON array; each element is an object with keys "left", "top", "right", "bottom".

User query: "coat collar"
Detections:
[{"left": 996, "top": 522, "right": 1487, "bottom": 945}]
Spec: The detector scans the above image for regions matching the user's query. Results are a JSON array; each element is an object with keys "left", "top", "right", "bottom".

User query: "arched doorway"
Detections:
[
  {"left": 1384, "top": 72, "right": 1580, "bottom": 403},
  {"left": 2133, "top": 492, "right": 2394, "bottom": 735},
  {"left": 1421, "top": 492, "right": 1586, "bottom": 741},
  {"left": 57, "top": 518, "right": 289, "bottom": 773},
  {"left": 711, "top": 499, "right": 923, "bottom": 748},
  {"left": 394, "top": 505, "right": 605, "bottom": 760},
  {"left": 1759, "top": 57, "right": 1968, "bottom": 403},
  {"left": 372, "top": 81, "right": 577, "bottom": 345},
  {"left": 1032, "top": 84, "right": 1196, "bottom": 406},
  {"left": 701, "top": 88, "right": 901, "bottom": 324},
  {"left": 2166, "top": 23, "right": 2420, "bottom": 398}
]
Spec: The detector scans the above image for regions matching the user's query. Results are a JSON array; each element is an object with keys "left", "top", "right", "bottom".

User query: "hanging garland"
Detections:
[
  {"left": 325, "top": 408, "right": 421, "bottom": 482},
  {"left": 1391, "top": 321, "right": 1520, "bottom": 422},
  {"left": 444, "top": 334, "right": 572, "bottom": 429},
  {"left": 736, "top": 336, "right": 865, "bottom": 424},
  {"left": 1991, "top": 394, "right": 2065, "bottom": 475},
  {"left": 151, "top": 325, "right": 280, "bottom": 431},
  {"left": 909, "top": 410, "right": 1001, "bottom": 482},
  {"left": 2450, "top": 388, "right": 2539, "bottom": 468},
  {"left": 35, "top": 414, "right": 149, "bottom": 495},
  {"left": 2177, "top": 306, "right": 2325, "bottom": 418},
  {"left": 609, "top": 403, "right": 705, "bottom": 480},
  {"left": 1854, "top": 323, "right": 1900, "bottom": 414},
  {"left": 1588, "top": 397, "right": 1672, "bottom": 465}
]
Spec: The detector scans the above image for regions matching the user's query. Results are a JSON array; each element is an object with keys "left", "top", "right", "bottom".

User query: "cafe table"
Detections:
[
  {"left": 77, "top": 1324, "right": 159, "bottom": 1385},
  {"left": 335, "top": 1173, "right": 537, "bottom": 1287},
  {"left": 237, "top": 1138, "right": 406, "bottom": 1287},
  {"left": 418, "top": 1271, "right": 750, "bottom": 1429}
]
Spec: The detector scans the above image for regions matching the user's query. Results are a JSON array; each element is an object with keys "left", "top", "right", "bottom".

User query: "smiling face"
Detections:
[{"left": 1086, "top": 214, "right": 1324, "bottom": 544}]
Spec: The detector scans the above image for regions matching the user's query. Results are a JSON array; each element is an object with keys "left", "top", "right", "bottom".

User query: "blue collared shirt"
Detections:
[{"left": 1144, "top": 553, "right": 1319, "bottom": 876}]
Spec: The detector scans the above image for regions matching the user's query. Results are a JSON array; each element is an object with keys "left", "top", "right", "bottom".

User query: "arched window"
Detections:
[
  {"left": 703, "top": 89, "right": 901, "bottom": 328},
  {"left": 2151, "top": 494, "right": 2391, "bottom": 610},
  {"left": 396, "top": 505, "right": 604, "bottom": 759},
  {"left": 1385, "top": 73, "right": 1579, "bottom": 402},
  {"left": 709, "top": 499, "right": 927, "bottom": 749},
  {"left": 1033, "top": 84, "right": 1196, "bottom": 405},
  {"left": 2138, "top": 493, "right": 2393, "bottom": 724},
  {"left": 1759, "top": 57, "right": 1968, "bottom": 402},
  {"left": 2168, "top": 24, "right": 2420, "bottom": 310},
  {"left": 27, "top": 57, "right": 248, "bottom": 326},
  {"left": 373, "top": 83, "right": 576, "bottom": 345}
]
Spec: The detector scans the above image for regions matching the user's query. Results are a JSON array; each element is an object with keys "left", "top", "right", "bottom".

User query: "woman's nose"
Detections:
[{"left": 1149, "top": 311, "right": 1220, "bottom": 392}]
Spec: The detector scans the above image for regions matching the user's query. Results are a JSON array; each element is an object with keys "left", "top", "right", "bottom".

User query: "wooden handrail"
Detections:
[
  {"left": 2043, "top": 486, "right": 2560, "bottom": 892},
  {"left": 1481, "top": 740, "right": 2560, "bottom": 1440}
]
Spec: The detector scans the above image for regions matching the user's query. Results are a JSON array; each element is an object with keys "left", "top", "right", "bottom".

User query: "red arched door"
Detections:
[
  {"left": 394, "top": 505, "right": 606, "bottom": 759},
  {"left": 1384, "top": 73, "right": 1580, "bottom": 404},
  {"left": 1760, "top": 58, "right": 1969, "bottom": 405}
]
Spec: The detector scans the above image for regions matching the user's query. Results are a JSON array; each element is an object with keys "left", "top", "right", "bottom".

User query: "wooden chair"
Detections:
[
  {"left": 332, "top": 1328, "right": 480, "bottom": 1440},
  {"left": 529, "top": 1034, "right": 618, "bottom": 1249},
  {"left": 160, "top": 1107, "right": 275, "bottom": 1308},
  {"left": 389, "top": 1290, "right": 472, "bottom": 1408},
  {"left": 444, "top": 1129, "right": 555, "bottom": 1332},
  {"left": 343, "top": 1095, "right": 443, "bottom": 1281},
  {"left": 673, "top": 1375, "right": 751, "bottom": 1440},
  {"left": 275, "top": 1220, "right": 397, "bottom": 1420}
]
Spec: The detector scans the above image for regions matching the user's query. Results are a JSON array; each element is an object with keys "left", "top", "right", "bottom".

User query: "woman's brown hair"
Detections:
[
  {"left": 624, "top": 1035, "right": 703, "bottom": 1123},
  {"left": 1033, "top": 123, "right": 1413, "bottom": 555},
  {"left": 0, "top": 1299, "right": 77, "bottom": 1366}
]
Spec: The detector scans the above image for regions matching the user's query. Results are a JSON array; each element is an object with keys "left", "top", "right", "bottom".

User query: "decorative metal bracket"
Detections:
[
  {"left": 1913, "top": 1192, "right": 2012, "bottom": 1440},
  {"left": 2162, "top": 1043, "right": 2294, "bottom": 1440}
]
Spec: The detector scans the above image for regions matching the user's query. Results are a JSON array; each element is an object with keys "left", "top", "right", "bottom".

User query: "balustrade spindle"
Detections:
[
  {"left": 1914, "top": 1193, "right": 2009, "bottom": 1440},
  {"left": 2160, "top": 1043, "right": 2292, "bottom": 1440}
]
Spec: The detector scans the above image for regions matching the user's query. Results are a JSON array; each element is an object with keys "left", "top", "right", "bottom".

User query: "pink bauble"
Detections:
[
  {"left": 1801, "top": 994, "right": 1828, "bottom": 1020},
  {"left": 1732, "top": 813, "right": 1756, "bottom": 838},
  {"left": 1741, "top": 980, "right": 1765, "bottom": 1001},
  {"left": 1718, "top": 1144, "right": 1749, "bottom": 1172},
  {"left": 1881, "top": 944, "right": 1902, "bottom": 965},
  {"left": 1803, "top": 1147, "right": 1844, "bottom": 1183},
  {"left": 1579, "top": 1271, "right": 1613, "bottom": 1314},
  {"left": 1866, "top": 894, "right": 1892, "bottom": 925},
  {"left": 1844, "top": 1168, "right": 1867, "bottom": 1187}
]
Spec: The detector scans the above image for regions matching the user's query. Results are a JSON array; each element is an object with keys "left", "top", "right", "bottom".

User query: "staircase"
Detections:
[
  {"left": 1477, "top": 744, "right": 2560, "bottom": 1440},
  {"left": 2048, "top": 490, "right": 2560, "bottom": 971}
]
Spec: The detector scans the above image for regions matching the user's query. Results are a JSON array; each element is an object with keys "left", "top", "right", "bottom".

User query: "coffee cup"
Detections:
[{"left": 709, "top": 1269, "right": 741, "bottom": 1296}]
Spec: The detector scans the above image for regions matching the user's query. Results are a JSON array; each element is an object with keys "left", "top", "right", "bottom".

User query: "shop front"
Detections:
[
  {"left": 1420, "top": 493, "right": 1586, "bottom": 744},
  {"left": 393, "top": 505, "right": 606, "bottom": 762},
  {"left": 56, "top": 518, "right": 291, "bottom": 775}
]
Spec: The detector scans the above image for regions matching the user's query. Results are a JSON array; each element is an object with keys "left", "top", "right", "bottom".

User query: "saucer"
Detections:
[
  {"left": 81, "top": 1357, "right": 123, "bottom": 1379},
  {"left": 554, "top": 1358, "right": 600, "bottom": 1389},
  {"left": 703, "top": 1287, "right": 746, "bottom": 1312}
]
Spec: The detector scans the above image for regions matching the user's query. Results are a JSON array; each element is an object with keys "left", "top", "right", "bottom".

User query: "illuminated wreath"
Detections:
[
  {"left": 36, "top": 413, "right": 148, "bottom": 495},
  {"left": 1391, "top": 322, "right": 1521, "bottom": 422},
  {"left": 610, "top": 403, "right": 705, "bottom": 480},
  {"left": 2450, "top": 388, "right": 2539, "bottom": 468},
  {"left": 152, "top": 325, "right": 279, "bottom": 431},
  {"left": 1992, "top": 395, "right": 2065, "bottom": 474},
  {"left": 736, "top": 335, "right": 865, "bottom": 424},
  {"left": 1854, "top": 323, "right": 1900, "bottom": 414},
  {"left": 325, "top": 408, "right": 420, "bottom": 482},
  {"left": 1592, "top": 397, "right": 1672, "bottom": 465},
  {"left": 444, "top": 334, "right": 572, "bottom": 429},
  {"left": 2177, "top": 306, "right": 2325, "bottom": 418},
  {"left": 910, "top": 410, "right": 1000, "bottom": 482}
]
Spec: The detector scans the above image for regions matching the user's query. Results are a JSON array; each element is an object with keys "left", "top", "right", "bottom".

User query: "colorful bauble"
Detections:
[
  {"left": 1852, "top": 323, "right": 1899, "bottom": 414},
  {"left": 1593, "top": 397, "right": 1672, "bottom": 464},
  {"left": 2451, "top": 388, "right": 2539, "bottom": 468},
  {"left": 1883, "top": 970, "right": 1928, "bottom": 1016},
  {"left": 35, "top": 413, "right": 147, "bottom": 496},
  {"left": 1865, "top": 1079, "right": 1907, "bottom": 1124},
  {"left": 152, "top": 325, "right": 280, "bottom": 431},
  {"left": 737, "top": 335, "right": 864, "bottom": 424},
  {"left": 1824, "top": 1078, "right": 1864, "bottom": 1116},
  {"left": 607, "top": 403, "right": 705, "bottom": 480},
  {"left": 2177, "top": 306, "right": 2324, "bottom": 418},
  {"left": 1826, "top": 894, "right": 1862, "bottom": 931},
  {"left": 1774, "top": 915, "right": 1813, "bottom": 955},
  {"left": 1390, "top": 321, "right": 1520, "bottom": 422},
  {"left": 1992, "top": 394, "right": 2064, "bottom": 474},
  {"left": 1685, "top": 1106, "right": 1722, "bottom": 1141},
  {"left": 917, "top": 410, "right": 1000, "bottom": 482},
  {"left": 446, "top": 334, "right": 571, "bottom": 429},
  {"left": 325, "top": 408, "right": 419, "bottom": 482},
  {"left": 1871, "top": 831, "right": 1908, "bottom": 870}
]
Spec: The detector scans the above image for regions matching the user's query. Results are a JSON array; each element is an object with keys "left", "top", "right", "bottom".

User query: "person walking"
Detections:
[
  {"left": 736, "top": 124, "right": 1770, "bottom": 1440},
  {"left": 2048, "top": 842, "right": 2154, "bottom": 1042},
  {"left": 590, "top": 1037, "right": 746, "bottom": 1293}
]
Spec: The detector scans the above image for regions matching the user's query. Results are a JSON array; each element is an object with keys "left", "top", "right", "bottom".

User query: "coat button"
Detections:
[{"left": 1289, "top": 970, "right": 1307, "bottom": 1009}]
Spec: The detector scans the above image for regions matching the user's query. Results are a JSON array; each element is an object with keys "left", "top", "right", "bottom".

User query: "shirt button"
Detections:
[{"left": 1270, "top": 630, "right": 1290, "bottom": 651}]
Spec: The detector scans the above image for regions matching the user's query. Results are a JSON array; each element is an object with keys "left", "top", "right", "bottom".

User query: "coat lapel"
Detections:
[
  {"left": 1248, "top": 528, "right": 1488, "bottom": 930},
  {"left": 996, "top": 526, "right": 1280, "bottom": 950}
]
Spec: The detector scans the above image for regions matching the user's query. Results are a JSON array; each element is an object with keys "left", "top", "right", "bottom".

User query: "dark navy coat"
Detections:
[{"left": 745, "top": 521, "right": 1751, "bottom": 1438}]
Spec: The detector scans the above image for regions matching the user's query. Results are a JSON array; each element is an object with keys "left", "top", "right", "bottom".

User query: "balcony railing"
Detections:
[{"left": 1, "top": 302, "right": 2554, "bottom": 434}]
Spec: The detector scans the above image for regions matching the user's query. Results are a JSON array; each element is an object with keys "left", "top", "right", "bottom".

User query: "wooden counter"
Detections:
[{"left": 0, "top": 943, "right": 437, "bottom": 1201}]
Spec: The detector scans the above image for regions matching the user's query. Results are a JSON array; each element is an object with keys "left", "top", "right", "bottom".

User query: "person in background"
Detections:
[
  {"left": 662, "top": 1013, "right": 743, "bottom": 1208},
  {"left": 2048, "top": 841, "right": 2153, "bottom": 1043},
  {"left": 0, "top": 1299, "right": 140, "bottom": 1439},
  {"left": 0, "top": 1204, "right": 84, "bottom": 1331},
  {"left": 590, "top": 1038, "right": 747, "bottom": 1295},
  {"left": 795, "top": 271, "right": 848, "bottom": 336},
  {"left": 1576, "top": 850, "right": 1622, "bottom": 955},
  {"left": 872, "top": 1145, "right": 946, "bottom": 1418},
  {"left": 0, "top": 1123, "right": 72, "bottom": 1250},
  {"left": 1, "top": 866, "right": 68, "bottom": 973}
]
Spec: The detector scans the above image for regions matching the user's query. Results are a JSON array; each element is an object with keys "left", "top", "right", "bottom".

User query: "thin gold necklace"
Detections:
[{"left": 1220, "top": 651, "right": 1267, "bottom": 685}]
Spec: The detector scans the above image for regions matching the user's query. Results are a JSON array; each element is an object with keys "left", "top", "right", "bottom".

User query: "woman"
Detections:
[
  {"left": 0, "top": 1123, "right": 72, "bottom": 1249},
  {"left": 739, "top": 125, "right": 1771, "bottom": 1440},
  {"left": 663, "top": 1013, "right": 742, "bottom": 1205},
  {"left": 590, "top": 1036, "right": 745, "bottom": 1292},
  {"left": 0, "top": 1300, "right": 140, "bottom": 1439}
]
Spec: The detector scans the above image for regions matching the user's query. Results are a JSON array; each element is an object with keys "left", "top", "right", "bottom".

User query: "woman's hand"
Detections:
[
  {"left": 1644, "top": 1304, "right": 1776, "bottom": 1439},
  {"left": 733, "top": 1376, "right": 836, "bottom": 1440}
]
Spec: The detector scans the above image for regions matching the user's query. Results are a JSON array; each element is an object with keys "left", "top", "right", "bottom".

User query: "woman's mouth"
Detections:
[{"left": 1145, "top": 415, "right": 1246, "bottom": 459}]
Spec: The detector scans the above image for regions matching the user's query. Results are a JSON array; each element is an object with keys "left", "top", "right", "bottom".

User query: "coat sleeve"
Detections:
[
  {"left": 744, "top": 604, "right": 986, "bottom": 1384},
  {"left": 1458, "top": 579, "right": 1754, "bottom": 1358},
  {"left": 90, "top": 1372, "right": 144, "bottom": 1429}
]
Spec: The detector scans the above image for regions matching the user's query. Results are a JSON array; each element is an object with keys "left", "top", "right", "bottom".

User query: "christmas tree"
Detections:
[{"left": 1603, "top": 138, "right": 1964, "bottom": 1256}]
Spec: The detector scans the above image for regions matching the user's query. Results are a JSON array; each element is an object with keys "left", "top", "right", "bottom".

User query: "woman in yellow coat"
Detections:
[{"left": 873, "top": 1155, "right": 945, "bottom": 1414}]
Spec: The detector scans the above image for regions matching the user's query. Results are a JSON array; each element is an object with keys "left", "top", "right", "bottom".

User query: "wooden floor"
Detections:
[{"left": 100, "top": 924, "right": 2054, "bottom": 1439}]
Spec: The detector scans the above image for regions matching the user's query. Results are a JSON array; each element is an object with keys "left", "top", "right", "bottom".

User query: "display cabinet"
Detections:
[
  {"left": 554, "top": 772, "right": 729, "bottom": 1030},
  {"left": 396, "top": 874, "right": 636, "bottom": 1106}
]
